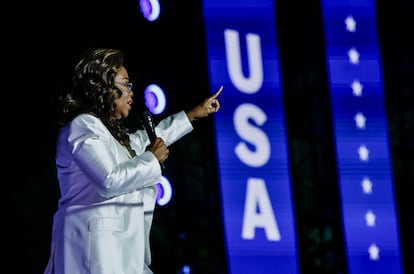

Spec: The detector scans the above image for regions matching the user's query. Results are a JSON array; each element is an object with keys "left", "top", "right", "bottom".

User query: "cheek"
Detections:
[{"left": 113, "top": 100, "right": 123, "bottom": 117}]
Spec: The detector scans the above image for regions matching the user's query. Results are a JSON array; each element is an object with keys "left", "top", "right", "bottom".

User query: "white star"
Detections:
[
  {"left": 348, "top": 47, "right": 360, "bottom": 64},
  {"left": 351, "top": 79, "right": 363, "bottom": 96},
  {"left": 368, "top": 243, "right": 380, "bottom": 260},
  {"left": 365, "top": 210, "right": 376, "bottom": 227},
  {"left": 361, "top": 177, "right": 373, "bottom": 194},
  {"left": 355, "top": 112, "right": 366, "bottom": 129},
  {"left": 345, "top": 15, "right": 356, "bottom": 32},
  {"left": 358, "top": 144, "right": 369, "bottom": 161}
]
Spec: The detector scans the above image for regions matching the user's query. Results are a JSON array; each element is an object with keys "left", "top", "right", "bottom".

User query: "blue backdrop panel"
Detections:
[
  {"left": 203, "top": 1, "right": 299, "bottom": 273},
  {"left": 321, "top": 0, "right": 403, "bottom": 273}
]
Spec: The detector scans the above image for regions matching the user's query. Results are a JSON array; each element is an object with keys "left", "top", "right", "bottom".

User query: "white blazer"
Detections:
[{"left": 44, "top": 111, "right": 193, "bottom": 274}]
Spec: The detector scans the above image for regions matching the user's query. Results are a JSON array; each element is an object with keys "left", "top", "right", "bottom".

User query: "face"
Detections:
[{"left": 113, "top": 66, "right": 134, "bottom": 119}]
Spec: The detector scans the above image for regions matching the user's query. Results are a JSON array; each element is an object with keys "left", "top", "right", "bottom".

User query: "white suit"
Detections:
[{"left": 44, "top": 111, "right": 193, "bottom": 274}]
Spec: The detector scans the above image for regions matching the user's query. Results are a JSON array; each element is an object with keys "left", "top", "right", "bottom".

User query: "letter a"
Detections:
[{"left": 242, "top": 177, "right": 281, "bottom": 241}]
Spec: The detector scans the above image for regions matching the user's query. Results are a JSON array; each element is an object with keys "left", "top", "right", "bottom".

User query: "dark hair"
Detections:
[{"left": 58, "top": 48, "right": 135, "bottom": 155}]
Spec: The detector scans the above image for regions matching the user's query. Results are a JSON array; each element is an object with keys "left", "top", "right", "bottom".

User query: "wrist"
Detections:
[{"left": 186, "top": 109, "right": 197, "bottom": 122}]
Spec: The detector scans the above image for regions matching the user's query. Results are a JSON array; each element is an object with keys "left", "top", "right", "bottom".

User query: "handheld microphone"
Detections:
[{"left": 141, "top": 110, "right": 166, "bottom": 170}]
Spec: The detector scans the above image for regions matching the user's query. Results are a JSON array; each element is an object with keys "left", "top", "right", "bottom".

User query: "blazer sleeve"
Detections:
[
  {"left": 130, "top": 110, "right": 194, "bottom": 147},
  {"left": 66, "top": 114, "right": 162, "bottom": 198}
]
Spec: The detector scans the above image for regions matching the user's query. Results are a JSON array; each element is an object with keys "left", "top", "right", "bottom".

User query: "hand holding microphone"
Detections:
[
  {"left": 146, "top": 137, "right": 168, "bottom": 170},
  {"left": 141, "top": 110, "right": 167, "bottom": 170}
]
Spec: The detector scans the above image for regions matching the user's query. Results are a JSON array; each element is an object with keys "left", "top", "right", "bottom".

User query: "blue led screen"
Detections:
[
  {"left": 321, "top": 0, "right": 403, "bottom": 273},
  {"left": 202, "top": 1, "right": 299, "bottom": 273}
]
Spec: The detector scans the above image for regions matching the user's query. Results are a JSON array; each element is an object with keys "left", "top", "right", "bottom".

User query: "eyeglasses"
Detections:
[{"left": 115, "top": 82, "right": 133, "bottom": 90}]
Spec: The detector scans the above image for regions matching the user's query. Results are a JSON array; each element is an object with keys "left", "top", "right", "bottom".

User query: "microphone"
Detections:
[{"left": 141, "top": 110, "right": 166, "bottom": 170}]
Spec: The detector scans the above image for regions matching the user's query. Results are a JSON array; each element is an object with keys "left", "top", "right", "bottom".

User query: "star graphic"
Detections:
[
  {"left": 348, "top": 47, "right": 360, "bottom": 64},
  {"left": 368, "top": 243, "right": 380, "bottom": 260},
  {"left": 355, "top": 112, "right": 366, "bottom": 129},
  {"left": 345, "top": 15, "right": 356, "bottom": 32},
  {"left": 351, "top": 79, "right": 363, "bottom": 96},
  {"left": 365, "top": 210, "right": 376, "bottom": 227},
  {"left": 358, "top": 144, "right": 369, "bottom": 161},
  {"left": 361, "top": 177, "right": 373, "bottom": 194}
]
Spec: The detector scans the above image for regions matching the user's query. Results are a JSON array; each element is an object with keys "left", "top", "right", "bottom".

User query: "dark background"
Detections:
[{"left": 4, "top": 0, "right": 414, "bottom": 273}]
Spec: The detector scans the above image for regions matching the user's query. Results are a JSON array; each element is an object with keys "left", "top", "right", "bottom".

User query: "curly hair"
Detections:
[{"left": 58, "top": 48, "right": 135, "bottom": 156}]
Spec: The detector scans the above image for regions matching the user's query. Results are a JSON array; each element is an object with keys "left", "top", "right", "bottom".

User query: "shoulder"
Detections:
[
  {"left": 71, "top": 113, "right": 101, "bottom": 125},
  {"left": 69, "top": 113, "right": 105, "bottom": 129},
  {"left": 67, "top": 114, "right": 109, "bottom": 137}
]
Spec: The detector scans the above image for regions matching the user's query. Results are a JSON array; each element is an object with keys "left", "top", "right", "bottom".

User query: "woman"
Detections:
[{"left": 44, "top": 48, "right": 222, "bottom": 274}]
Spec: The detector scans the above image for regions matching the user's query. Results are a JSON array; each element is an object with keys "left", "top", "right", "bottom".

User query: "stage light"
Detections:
[
  {"left": 156, "top": 176, "right": 172, "bottom": 206},
  {"left": 144, "top": 84, "right": 166, "bottom": 114},
  {"left": 139, "top": 0, "right": 160, "bottom": 22}
]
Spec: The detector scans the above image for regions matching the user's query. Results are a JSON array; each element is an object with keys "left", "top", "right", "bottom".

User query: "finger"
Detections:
[
  {"left": 154, "top": 138, "right": 164, "bottom": 146},
  {"left": 214, "top": 99, "right": 220, "bottom": 110},
  {"left": 210, "top": 85, "right": 223, "bottom": 99}
]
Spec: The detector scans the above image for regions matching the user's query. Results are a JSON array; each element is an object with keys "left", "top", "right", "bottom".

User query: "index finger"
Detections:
[{"left": 211, "top": 85, "right": 223, "bottom": 98}]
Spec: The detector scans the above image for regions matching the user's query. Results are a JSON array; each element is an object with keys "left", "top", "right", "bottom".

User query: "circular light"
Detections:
[
  {"left": 156, "top": 176, "right": 172, "bottom": 206},
  {"left": 144, "top": 84, "right": 166, "bottom": 114}
]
